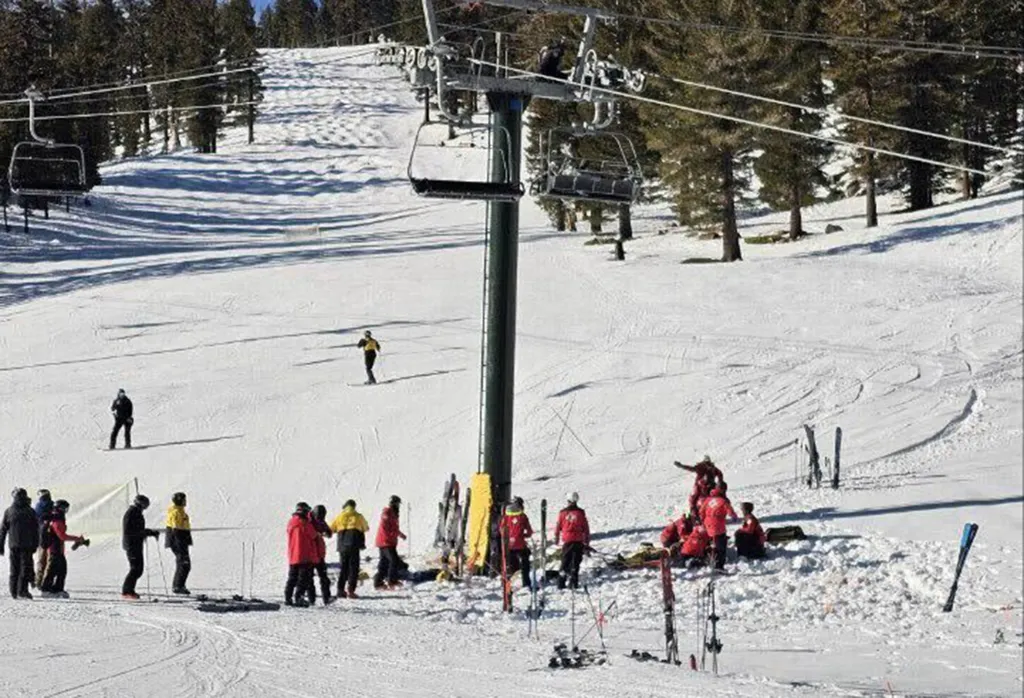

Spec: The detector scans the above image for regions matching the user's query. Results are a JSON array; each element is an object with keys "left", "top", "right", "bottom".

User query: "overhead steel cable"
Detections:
[
  {"left": 649, "top": 72, "right": 1024, "bottom": 156},
  {"left": 464, "top": 57, "right": 1024, "bottom": 183}
]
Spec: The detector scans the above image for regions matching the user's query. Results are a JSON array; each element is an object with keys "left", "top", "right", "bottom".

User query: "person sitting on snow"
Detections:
[
  {"left": 734, "top": 502, "right": 767, "bottom": 559},
  {"left": 679, "top": 520, "right": 711, "bottom": 566},
  {"left": 660, "top": 512, "right": 695, "bottom": 551}
]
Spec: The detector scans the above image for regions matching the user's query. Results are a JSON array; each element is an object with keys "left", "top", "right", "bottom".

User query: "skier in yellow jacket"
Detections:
[
  {"left": 357, "top": 331, "right": 381, "bottom": 384},
  {"left": 330, "top": 500, "right": 369, "bottom": 598},
  {"left": 165, "top": 492, "right": 193, "bottom": 595}
]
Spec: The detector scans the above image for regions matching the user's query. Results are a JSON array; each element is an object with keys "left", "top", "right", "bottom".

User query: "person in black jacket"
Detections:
[
  {"left": 121, "top": 494, "right": 159, "bottom": 599},
  {"left": 538, "top": 38, "right": 569, "bottom": 80},
  {"left": 110, "top": 388, "right": 134, "bottom": 449},
  {"left": 34, "top": 488, "right": 54, "bottom": 589},
  {"left": 0, "top": 488, "right": 40, "bottom": 599}
]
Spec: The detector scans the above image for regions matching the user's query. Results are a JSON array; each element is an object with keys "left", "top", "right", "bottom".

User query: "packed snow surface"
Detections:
[{"left": 1, "top": 47, "right": 1021, "bottom": 697}]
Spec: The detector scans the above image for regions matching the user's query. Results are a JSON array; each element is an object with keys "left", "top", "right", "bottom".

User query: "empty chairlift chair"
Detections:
[
  {"left": 407, "top": 121, "right": 524, "bottom": 202},
  {"left": 534, "top": 129, "right": 642, "bottom": 206},
  {"left": 6, "top": 87, "right": 88, "bottom": 200}
]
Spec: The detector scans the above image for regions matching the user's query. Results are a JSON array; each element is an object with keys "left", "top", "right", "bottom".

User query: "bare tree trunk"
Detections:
[
  {"left": 589, "top": 207, "right": 602, "bottom": 234},
  {"left": 788, "top": 181, "right": 802, "bottom": 240},
  {"left": 568, "top": 206, "right": 577, "bottom": 232},
  {"left": 721, "top": 151, "right": 742, "bottom": 262},
  {"left": 961, "top": 141, "right": 972, "bottom": 201},
  {"left": 555, "top": 201, "right": 566, "bottom": 231},
  {"left": 865, "top": 152, "right": 878, "bottom": 228},
  {"left": 618, "top": 203, "right": 633, "bottom": 240}
]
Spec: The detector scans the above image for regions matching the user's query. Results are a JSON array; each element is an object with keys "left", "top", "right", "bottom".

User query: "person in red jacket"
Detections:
[
  {"left": 734, "top": 502, "right": 767, "bottom": 559},
  {"left": 660, "top": 512, "right": 695, "bottom": 551},
  {"left": 40, "top": 499, "right": 88, "bottom": 597},
  {"left": 700, "top": 488, "right": 738, "bottom": 570},
  {"left": 680, "top": 521, "right": 711, "bottom": 565},
  {"left": 554, "top": 492, "right": 590, "bottom": 590},
  {"left": 285, "top": 502, "right": 318, "bottom": 607},
  {"left": 675, "top": 456, "right": 725, "bottom": 489},
  {"left": 499, "top": 497, "right": 534, "bottom": 589},
  {"left": 687, "top": 473, "right": 717, "bottom": 519},
  {"left": 373, "top": 495, "right": 407, "bottom": 590},
  {"left": 307, "top": 504, "right": 333, "bottom": 605}
]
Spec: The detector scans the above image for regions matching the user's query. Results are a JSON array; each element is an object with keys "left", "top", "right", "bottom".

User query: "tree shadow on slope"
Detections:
[{"left": 760, "top": 494, "right": 1023, "bottom": 524}]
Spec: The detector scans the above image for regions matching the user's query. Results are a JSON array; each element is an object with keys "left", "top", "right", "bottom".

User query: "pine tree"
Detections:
[
  {"left": 221, "top": 0, "right": 263, "bottom": 142},
  {"left": 640, "top": 0, "right": 772, "bottom": 261},
  {"left": 752, "top": 0, "right": 834, "bottom": 240}
]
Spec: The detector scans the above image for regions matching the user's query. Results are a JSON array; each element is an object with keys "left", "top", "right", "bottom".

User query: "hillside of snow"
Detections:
[{"left": 0, "top": 47, "right": 1021, "bottom": 697}]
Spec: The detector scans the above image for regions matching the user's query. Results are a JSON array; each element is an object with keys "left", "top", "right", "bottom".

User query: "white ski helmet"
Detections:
[{"left": 566, "top": 491, "right": 579, "bottom": 504}]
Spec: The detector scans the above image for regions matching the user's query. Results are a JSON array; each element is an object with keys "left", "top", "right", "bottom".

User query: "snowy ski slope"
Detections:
[{"left": 0, "top": 47, "right": 1021, "bottom": 697}]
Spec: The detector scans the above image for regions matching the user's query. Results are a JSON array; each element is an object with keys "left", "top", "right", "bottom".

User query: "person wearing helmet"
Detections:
[
  {"left": 357, "top": 331, "right": 382, "bottom": 385},
  {"left": 734, "top": 502, "right": 767, "bottom": 560},
  {"left": 285, "top": 502, "right": 318, "bottom": 607},
  {"left": 330, "top": 499, "right": 369, "bottom": 599},
  {"left": 0, "top": 488, "right": 39, "bottom": 599},
  {"left": 699, "top": 488, "right": 738, "bottom": 570},
  {"left": 109, "top": 388, "right": 134, "bottom": 449},
  {"left": 40, "top": 499, "right": 89, "bottom": 597},
  {"left": 307, "top": 505, "right": 333, "bottom": 606},
  {"left": 121, "top": 494, "right": 160, "bottom": 599},
  {"left": 499, "top": 497, "right": 535, "bottom": 590},
  {"left": 554, "top": 492, "right": 590, "bottom": 590},
  {"left": 34, "top": 488, "right": 54, "bottom": 589},
  {"left": 165, "top": 493, "right": 193, "bottom": 595},
  {"left": 373, "top": 495, "right": 407, "bottom": 590}
]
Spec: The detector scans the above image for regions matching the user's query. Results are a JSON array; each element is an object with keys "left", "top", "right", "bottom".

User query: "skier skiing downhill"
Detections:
[
  {"left": 121, "top": 494, "right": 160, "bottom": 600},
  {"left": 308, "top": 505, "right": 333, "bottom": 605},
  {"left": 357, "top": 331, "right": 381, "bottom": 384},
  {"left": 285, "top": 502, "right": 318, "bottom": 607},
  {"left": 734, "top": 502, "right": 767, "bottom": 559},
  {"left": 165, "top": 492, "right": 193, "bottom": 595},
  {"left": 0, "top": 488, "right": 39, "bottom": 599},
  {"left": 554, "top": 492, "right": 590, "bottom": 590},
  {"left": 40, "top": 499, "right": 89, "bottom": 597},
  {"left": 499, "top": 497, "right": 534, "bottom": 589},
  {"left": 109, "top": 388, "right": 133, "bottom": 449},
  {"left": 373, "top": 495, "right": 407, "bottom": 590},
  {"left": 700, "top": 489, "right": 738, "bottom": 570},
  {"left": 34, "top": 488, "right": 54, "bottom": 589},
  {"left": 330, "top": 499, "right": 369, "bottom": 599}
]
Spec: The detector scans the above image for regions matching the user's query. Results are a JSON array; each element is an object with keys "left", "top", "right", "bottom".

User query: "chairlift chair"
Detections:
[
  {"left": 533, "top": 128, "right": 642, "bottom": 205},
  {"left": 6, "top": 87, "right": 88, "bottom": 200},
  {"left": 407, "top": 121, "right": 524, "bottom": 202}
]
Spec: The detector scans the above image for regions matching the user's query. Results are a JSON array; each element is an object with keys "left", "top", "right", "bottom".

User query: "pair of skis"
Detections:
[
  {"left": 434, "top": 474, "right": 471, "bottom": 574},
  {"left": 804, "top": 424, "right": 842, "bottom": 489}
]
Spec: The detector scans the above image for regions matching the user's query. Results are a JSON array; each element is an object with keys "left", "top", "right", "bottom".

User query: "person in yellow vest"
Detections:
[
  {"left": 357, "top": 330, "right": 382, "bottom": 385},
  {"left": 165, "top": 492, "right": 193, "bottom": 595},
  {"left": 330, "top": 500, "right": 369, "bottom": 598}
]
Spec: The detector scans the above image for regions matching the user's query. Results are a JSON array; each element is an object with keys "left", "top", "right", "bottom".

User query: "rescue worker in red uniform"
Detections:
[
  {"left": 660, "top": 512, "right": 695, "bottom": 551},
  {"left": 373, "top": 495, "right": 406, "bottom": 590},
  {"left": 734, "top": 501, "right": 767, "bottom": 559},
  {"left": 308, "top": 504, "right": 333, "bottom": 605},
  {"left": 554, "top": 492, "right": 590, "bottom": 590},
  {"left": 285, "top": 502, "right": 318, "bottom": 607},
  {"left": 40, "top": 499, "right": 88, "bottom": 597},
  {"left": 499, "top": 497, "right": 534, "bottom": 589},
  {"left": 700, "top": 488, "right": 737, "bottom": 570}
]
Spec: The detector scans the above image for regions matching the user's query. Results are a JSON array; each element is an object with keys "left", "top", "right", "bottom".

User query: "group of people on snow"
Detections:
[
  {"left": 660, "top": 456, "right": 766, "bottom": 569},
  {"left": 1, "top": 488, "right": 90, "bottom": 599}
]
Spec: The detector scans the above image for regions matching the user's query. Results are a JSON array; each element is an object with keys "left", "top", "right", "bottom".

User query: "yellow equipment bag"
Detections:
[{"left": 466, "top": 473, "right": 492, "bottom": 573}]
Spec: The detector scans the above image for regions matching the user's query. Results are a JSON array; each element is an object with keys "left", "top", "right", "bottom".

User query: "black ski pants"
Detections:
[
  {"left": 171, "top": 546, "right": 191, "bottom": 591},
  {"left": 711, "top": 534, "right": 728, "bottom": 570},
  {"left": 506, "top": 547, "right": 531, "bottom": 589},
  {"left": 364, "top": 351, "right": 377, "bottom": 384},
  {"left": 374, "top": 547, "right": 401, "bottom": 587},
  {"left": 559, "top": 542, "right": 585, "bottom": 590},
  {"left": 110, "top": 417, "right": 132, "bottom": 449},
  {"left": 41, "top": 550, "right": 68, "bottom": 593},
  {"left": 8, "top": 548, "right": 34, "bottom": 598},
  {"left": 122, "top": 545, "right": 145, "bottom": 595},
  {"left": 285, "top": 563, "right": 314, "bottom": 603},
  {"left": 338, "top": 548, "right": 360, "bottom": 595},
  {"left": 307, "top": 560, "right": 331, "bottom": 605},
  {"left": 734, "top": 532, "right": 765, "bottom": 560}
]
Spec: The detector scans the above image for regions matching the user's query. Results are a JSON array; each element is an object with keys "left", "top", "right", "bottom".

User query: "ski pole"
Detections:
[
  {"left": 570, "top": 588, "right": 576, "bottom": 649},
  {"left": 240, "top": 541, "right": 246, "bottom": 597},
  {"left": 249, "top": 541, "right": 256, "bottom": 599},
  {"left": 145, "top": 538, "right": 152, "bottom": 598},
  {"left": 156, "top": 543, "right": 170, "bottom": 596}
]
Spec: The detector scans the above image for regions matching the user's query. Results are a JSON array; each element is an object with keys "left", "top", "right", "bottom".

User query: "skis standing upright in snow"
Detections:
[
  {"left": 943, "top": 522, "right": 979, "bottom": 612},
  {"left": 659, "top": 554, "right": 681, "bottom": 665},
  {"left": 804, "top": 424, "right": 822, "bottom": 488},
  {"left": 539, "top": 498, "right": 548, "bottom": 611}
]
